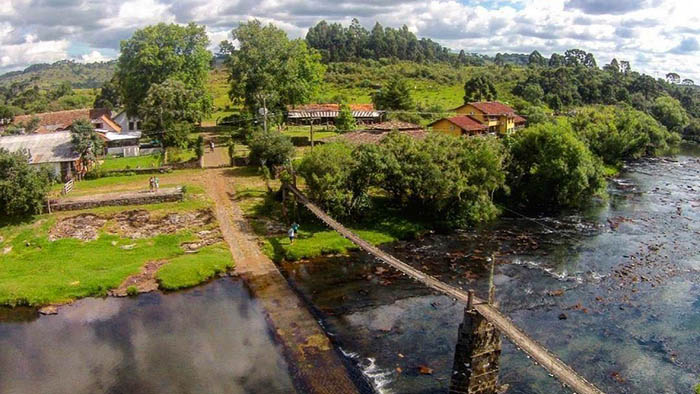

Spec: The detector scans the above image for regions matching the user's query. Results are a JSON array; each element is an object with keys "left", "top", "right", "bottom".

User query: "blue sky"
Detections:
[{"left": 0, "top": 0, "right": 698, "bottom": 81}]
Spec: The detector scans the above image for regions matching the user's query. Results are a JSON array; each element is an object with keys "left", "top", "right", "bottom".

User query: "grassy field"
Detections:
[
  {"left": 51, "top": 169, "right": 203, "bottom": 197},
  {"left": 156, "top": 243, "right": 233, "bottom": 290},
  {"left": 100, "top": 154, "right": 163, "bottom": 171},
  {"left": 227, "top": 165, "right": 423, "bottom": 262},
  {"left": 0, "top": 186, "right": 233, "bottom": 306}
]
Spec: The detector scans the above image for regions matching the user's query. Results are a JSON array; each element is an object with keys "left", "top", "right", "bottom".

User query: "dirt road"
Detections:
[{"left": 202, "top": 168, "right": 360, "bottom": 394}]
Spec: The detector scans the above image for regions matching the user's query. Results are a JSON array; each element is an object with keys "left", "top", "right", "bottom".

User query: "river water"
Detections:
[
  {"left": 0, "top": 280, "right": 295, "bottom": 394},
  {"left": 1, "top": 146, "right": 698, "bottom": 394},
  {"left": 279, "top": 144, "right": 700, "bottom": 394}
]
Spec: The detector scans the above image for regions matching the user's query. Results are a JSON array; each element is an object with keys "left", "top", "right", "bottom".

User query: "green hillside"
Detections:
[{"left": 0, "top": 60, "right": 115, "bottom": 89}]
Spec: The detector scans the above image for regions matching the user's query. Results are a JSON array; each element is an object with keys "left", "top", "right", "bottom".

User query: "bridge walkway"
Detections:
[{"left": 287, "top": 185, "right": 605, "bottom": 394}]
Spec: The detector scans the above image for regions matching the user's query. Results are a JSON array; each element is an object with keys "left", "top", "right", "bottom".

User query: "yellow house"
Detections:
[
  {"left": 428, "top": 115, "right": 488, "bottom": 136},
  {"left": 452, "top": 101, "right": 525, "bottom": 134}
]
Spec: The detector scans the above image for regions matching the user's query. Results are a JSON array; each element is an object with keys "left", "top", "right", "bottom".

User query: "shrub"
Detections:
[
  {"left": 126, "top": 286, "right": 139, "bottom": 296},
  {"left": 571, "top": 105, "right": 679, "bottom": 165},
  {"left": 298, "top": 143, "right": 381, "bottom": 218},
  {"left": 380, "top": 132, "right": 507, "bottom": 228},
  {"left": 505, "top": 119, "right": 606, "bottom": 211},
  {"left": 247, "top": 130, "right": 295, "bottom": 169},
  {"left": 0, "top": 149, "right": 54, "bottom": 217}
]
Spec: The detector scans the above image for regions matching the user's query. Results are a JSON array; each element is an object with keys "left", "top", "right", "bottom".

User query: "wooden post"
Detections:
[
  {"left": 467, "top": 289, "right": 475, "bottom": 311},
  {"left": 281, "top": 186, "right": 288, "bottom": 222},
  {"left": 488, "top": 254, "right": 496, "bottom": 305}
]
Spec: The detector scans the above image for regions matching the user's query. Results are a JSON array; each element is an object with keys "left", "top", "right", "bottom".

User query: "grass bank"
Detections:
[
  {"left": 226, "top": 165, "right": 424, "bottom": 263},
  {"left": 0, "top": 190, "right": 233, "bottom": 307},
  {"left": 100, "top": 154, "right": 163, "bottom": 171}
]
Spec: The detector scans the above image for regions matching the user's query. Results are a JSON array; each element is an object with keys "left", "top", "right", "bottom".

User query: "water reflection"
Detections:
[{"left": 0, "top": 279, "right": 295, "bottom": 394}]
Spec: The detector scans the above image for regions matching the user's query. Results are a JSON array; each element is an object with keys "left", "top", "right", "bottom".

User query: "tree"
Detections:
[
  {"left": 228, "top": 20, "right": 325, "bottom": 117},
  {"left": 194, "top": 135, "right": 204, "bottom": 160},
  {"left": 298, "top": 142, "right": 370, "bottom": 218},
  {"left": 116, "top": 23, "right": 212, "bottom": 117},
  {"left": 217, "top": 40, "right": 235, "bottom": 59},
  {"left": 666, "top": 72, "right": 681, "bottom": 84},
  {"left": 139, "top": 78, "right": 209, "bottom": 148},
  {"left": 521, "top": 83, "right": 544, "bottom": 104},
  {"left": 372, "top": 75, "right": 414, "bottom": 110},
  {"left": 380, "top": 132, "right": 507, "bottom": 228},
  {"left": 571, "top": 105, "right": 679, "bottom": 165},
  {"left": 620, "top": 61, "right": 631, "bottom": 74},
  {"left": 49, "top": 81, "right": 72, "bottom": 100},
  {"left": 651, "top": 96, "right": 690, "bottom": 133},
  {"left": 505, "top": 120, "right": 605, "bottom": 210},
  {"left": 0, "top": 148, "right": 54, "bottom": 217},
  {"left": 70, "top": 119, "right": 103, "bottom": 171},
  {"left": 93, "top": 78, "right": 121, "bottom": 110},
  {"left": 335, "top": 103, "right": 356, "bottom": 132},
  {"left": 528, "top": 50, "right": 546, "bottom": 67},
  {"left": 549, "top": 53, "right": 565, "bottom": 67},
  {"left": 247, "top": 130, "right": 294, "bottom": 170},
  {"left": 682, "top": 79, "right": 695, "bottom": 86},
  {"left": 604, "top": 58, "right": 621, "bottom": 74},
  {"left": 463, "top": 75, "right": 497, "bottom": 102}
]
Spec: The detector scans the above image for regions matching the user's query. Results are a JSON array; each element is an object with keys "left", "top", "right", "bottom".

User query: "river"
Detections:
[
  {"left": 1, "top": 146, "right": 698, "bottom": 394},
  {"left": 278, "top": 144, "right": 700, "bottom": 394},
  {"left": 0, "top": 280, "right": 295, "bottom": 394}
]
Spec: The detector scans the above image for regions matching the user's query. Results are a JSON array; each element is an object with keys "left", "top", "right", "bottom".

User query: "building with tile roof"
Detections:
[
  {"left": 329, "top": 121, "right": 427, "bottom": 145},
  {"left": 450, "top": 101, "right": 526, "bottom": 134},
  {"left": 0, "top": 131, "right": 82, "bottom": 180},
  {"left": 11, "top": 108, "right": 120, "bottom": 134},
  {"left": 286, "top": 103, "right": 383, "bottom": 125},
  {"left": 428, "top": 115, "right": 489, "bottom": 136}
]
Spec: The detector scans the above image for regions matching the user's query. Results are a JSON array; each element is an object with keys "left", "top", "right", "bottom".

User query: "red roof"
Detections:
[
  {"left": 468, "top": 101, "right": 516, "bottom": 115},
  {"left": 365, "top": 121, "right": 422, "bottom": 131},
  {"left": 13, "top": 108, "right": 112, "bottom": 134},
  {"left": 331, "top": 129, "right": 427, "bottom": 145},
  {"left": 513, "top": 114, "right": 527, "bottom": 124},
  {"left": 288, "top": 103, "right": 375, "bottom": 112},
  {"left": 438, "top": 115, "right": 488, "bottom": 132}
]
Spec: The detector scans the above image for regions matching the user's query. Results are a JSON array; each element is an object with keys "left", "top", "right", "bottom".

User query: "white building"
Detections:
[
  {"left": 0, "top": 131, "right": 81, "bottom": 180},
  {"left": 112, "top": 110, "right": 143, "bottom": 133}
]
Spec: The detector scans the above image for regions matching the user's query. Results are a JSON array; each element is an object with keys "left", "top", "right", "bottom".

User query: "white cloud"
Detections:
[
  {"left": 77, "top": 50, "right": 113, "bottom": 63},
  {"left": 0, "top": 0, "right": 698, "bottom": 81}
]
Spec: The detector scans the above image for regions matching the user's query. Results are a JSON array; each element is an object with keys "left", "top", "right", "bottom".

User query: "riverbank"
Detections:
[{"left": 0, "top": 186, "right": 233, "bottom": 307}]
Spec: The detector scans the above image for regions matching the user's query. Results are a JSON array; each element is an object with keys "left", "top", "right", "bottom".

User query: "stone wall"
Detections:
[
  {"left": 449, "top": 308, "right": 503, "bottom": 394},
  {"left": 49, "top": 191, "right": 183, "bottom": 212}
]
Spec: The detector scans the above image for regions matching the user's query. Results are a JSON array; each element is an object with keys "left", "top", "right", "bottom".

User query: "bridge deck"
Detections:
[{"left": 287, "top": 185, "right": 605, "bottom": 394}]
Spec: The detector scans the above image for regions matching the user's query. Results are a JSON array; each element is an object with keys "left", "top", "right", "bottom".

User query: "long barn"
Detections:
[{"left": 286, "top": 103, "right": 383, "bottom": 125}]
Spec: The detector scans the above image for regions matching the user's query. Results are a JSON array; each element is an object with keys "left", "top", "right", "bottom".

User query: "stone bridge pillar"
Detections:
[{"left": 449, "top": 307, "right": 505, "bottom": 394}]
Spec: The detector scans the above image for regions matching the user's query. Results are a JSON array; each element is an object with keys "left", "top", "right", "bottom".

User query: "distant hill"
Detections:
[{"left": 0, "top": 60, "right": 116, "bottom": 89}]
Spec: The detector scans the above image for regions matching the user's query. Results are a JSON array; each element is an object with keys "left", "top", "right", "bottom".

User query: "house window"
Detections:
[
  {"left": 129, "top": 122, "right": 135, "bottom": 131},
  {"left": 136, "top": 121, "right": 142, "bottom": 130},
  {"left": 95, "top": 123, "right": 103, "bottom": 129}
]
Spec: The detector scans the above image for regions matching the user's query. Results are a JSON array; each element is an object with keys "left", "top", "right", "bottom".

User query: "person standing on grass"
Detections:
[
  {"left": 154, "top": 176, "right": 160, "bottom": 192},
  {"left": 292, "top": 222, "right": 300, "bottom": 236},
  {"left": 288, "top": 227, "right": 296, "bottom": 244},
  {"left": 210, "top": 140, "right": 215, "bottom": 152},
  {"left": 149, "top": 176, "right": 154, "bottom": 192}
]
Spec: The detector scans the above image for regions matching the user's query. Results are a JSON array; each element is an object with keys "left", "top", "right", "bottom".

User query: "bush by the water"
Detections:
[
  {"left": 505, "top": 119, "right": 606, "bottom": 210},
  {"left": 297, "top": 132, "right": 507, "bottom": 228},
  {"left": 298, "top": 142, "right": 384, "bottom": 218},
  {"left": 0, "top": 148, "right": 54, "bottom": 217},
  {"left": 570, "top": 105, "right": 680, "bottom": 165}
]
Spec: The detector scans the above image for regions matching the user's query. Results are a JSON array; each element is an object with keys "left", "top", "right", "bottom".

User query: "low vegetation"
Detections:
[
  {"left": 0, "top": 192, "right": 234, "bottom": 306},
  {"left": 0, "top": 148, "right": 54, "bottom": 217},
  {"left": 156, "top": 243, "right": 234, "bottom": 290}
]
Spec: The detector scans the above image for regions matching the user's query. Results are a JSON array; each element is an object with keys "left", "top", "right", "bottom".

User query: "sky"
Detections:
[{"left": 0, "top": 0, "right": 698, "bottom": 81}]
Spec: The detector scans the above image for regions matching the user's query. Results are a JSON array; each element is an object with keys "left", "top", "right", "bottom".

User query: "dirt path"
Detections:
[
  {"left": 202, "top": 168, "right": 359, "bottom": 394},
  {"left": 202, "top": 134, "right": 230, "bottom": 168}
]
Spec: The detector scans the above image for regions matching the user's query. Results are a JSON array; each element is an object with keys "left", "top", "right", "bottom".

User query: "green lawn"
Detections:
[
  {"left": 0, "top": 188, "right": 233, "bottom": 306},
  {"left": 284, "top": 126, "right": 339, "bottom": 140},
  {"left": 156, "top": 243, "right": 234, "bottom": 290},
  {"left": 262, "top": 214, "right": 423, "bottom": 262},
  {"left": 100, "top": 154, "right": 163, "bottom": 171}
]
